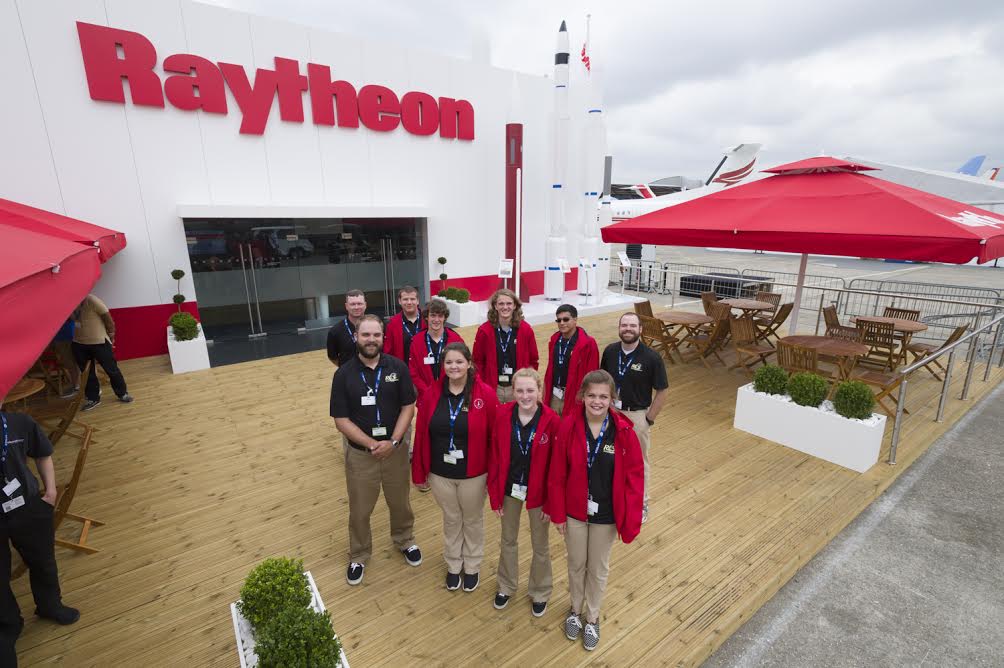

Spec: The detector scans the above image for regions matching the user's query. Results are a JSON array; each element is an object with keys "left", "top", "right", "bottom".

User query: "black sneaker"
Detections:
[
  {"left": 583, "top": 621, "right": 600, "bottom": 651},
  {"left": 118, "top": 393, "right": 134, "bottom": 403},
  {"left": 462, "top": 572, "right": 479, "bottom": 592},
  {"left": 35, "top": 605, "right": 79, "bottom": 625},
  {"left": 445, "top": 572, "right": 461, "bottom": 591},
  {"left": 564, "top": 610, "right": 582, "bottom": 640},
  {"left": 642, "top": 503, "right": 649, "bottom": 524},
  {"left": 81, "top": 399, "right": 101, "bottom": 412},
  {"left": 493, "top": 593, "right": 510, "bottom": 610},
  {"left": 346, "top": 562, "right": 364, "bottom": 585},
  {"left": 532, "top": 601, "right": 547, "bottom": 617},
  {"left": 60, "top": 386, "right": 79, "bottom": 399},
  {"left": 402, "top": 545, "right": 422, "bottom": 567}
]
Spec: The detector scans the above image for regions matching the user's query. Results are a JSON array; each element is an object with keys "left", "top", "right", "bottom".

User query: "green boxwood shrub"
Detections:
[
  {"left": 436, "top": 287, "right": 471, "bottom": 303},
  {"left": 833, "top": 380, "right": 876, "bottom": 419},
  {"left": 168, "top": 312, "right": 199, "bottom": 341},
  {"left": 752, "top": 364, "right": 788, "bottom": 395},
  {"left": 787, "top": 372, "right": 828, "bottom": 408},
  {"left": 237, "top": 557, "right": 311, "bottom": 631},
  {"left": 254, "top": 606, "right": 342, "bottom": 668}
]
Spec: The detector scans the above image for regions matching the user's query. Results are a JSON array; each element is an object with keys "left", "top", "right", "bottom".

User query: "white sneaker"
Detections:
[{"left": 583, "top": 621, "right": 600, "bottom": 651}]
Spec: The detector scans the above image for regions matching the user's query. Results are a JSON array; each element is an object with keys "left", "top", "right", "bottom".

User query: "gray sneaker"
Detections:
[
  {"left": 564, "top": 610, "right": 582, "bottom": 641},
  {"left": 81, "top": 399, "right": 101, "bottom": 412},
  {"left": 118, "top": 393, "right": 134, "bottom": 403},
  {"left": 583, "top": 621, "right": 600, "bottom": 651}
]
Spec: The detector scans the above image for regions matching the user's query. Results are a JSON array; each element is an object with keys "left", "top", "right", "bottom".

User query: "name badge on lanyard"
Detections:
[
  {"left": 0, "top": 415, "right": 19, "bottom": 492},
  {"left": 443, "top": 395, "right": 465, "bottom": 464},
  {"left": 614, "top": 349, "right": 634, "bottom": 411},
  {"left": 359, "top": 368, "right": 384, "bottom": 436},
  {"left": 345, "top": 318, "right": 356, "bottom": 342},
  {"left": 585, "top": 415, "right": 609, "bottom": 515},
  {"left": 425, "top": 333, "right": 443, "bottom": 366}
]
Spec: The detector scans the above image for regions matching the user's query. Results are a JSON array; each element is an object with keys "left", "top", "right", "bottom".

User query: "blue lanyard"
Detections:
[
  {"left": 616, "top": 349, "right": 635, "bottom": 391},
  {"left": 426, "top": 332, "right": 445, "bottom": 360},
  {"left": 514, "top": 418, "right": 536, "bottom": 485},
  {"left": 555, "top": 335, "right": 574, "bottom": 366},
  {"left": 585, "top": 415, "right": 609, "bottom": 470},
  {"left": 447, "top": 394, "right": 465, "bottom": 451},
  {"left": 497, "top": 327, "right": 514, "bottom": 355},
  {"left": 344, "top": 318, "right": 356, "bottom": 343},
  {"left": 359, "top": 367, "right": 383, "bottom": 426},
  {"left": 0, "top": 413, "right": 8, "bottom": 472},
  {"left": 403, "top": 315, "right": 421, "bottom": 338}
]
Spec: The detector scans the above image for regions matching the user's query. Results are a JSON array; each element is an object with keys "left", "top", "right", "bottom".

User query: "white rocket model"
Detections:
[
  {"left": 544, "top": 21, "right": 570, "bottom": 301},
  {"left": 595, "top": 155, "right": 614, "bottom": 297},
  {"left": 577, "top": 72, "right": 606, "bottom": 297}
]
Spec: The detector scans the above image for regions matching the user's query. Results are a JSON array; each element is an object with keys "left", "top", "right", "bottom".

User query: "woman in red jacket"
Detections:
[
  {"left": 487, "top": 368, "right": 560, "bottom": 618},
  {"left": 548, "top": 370, "right": 644, "bottom": 652},
  {"left": 408, "top": 298, "right": 464, "bottom": 400},
  {"left": 472, "top": 289, "right": 539, "bottom": 404},
  {"left": 413, "top": 342, "right": 498, "bottom": 593}
]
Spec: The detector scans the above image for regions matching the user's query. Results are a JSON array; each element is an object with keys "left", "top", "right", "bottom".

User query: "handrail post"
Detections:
[
  {"left": 888, "top": 374, "right": 909, "bottom": 465},
  {"left": 961, "top": 332, "right": 980, "bottom": 400},
  {"left": 984, "top": 322, "right": 1002, "bottom": 382},
  {"left": 815, "top": 293, "right": 824, "bottom": 335},
  {"left": 936, "top": 349, "right": 955, "bottom": 422}
]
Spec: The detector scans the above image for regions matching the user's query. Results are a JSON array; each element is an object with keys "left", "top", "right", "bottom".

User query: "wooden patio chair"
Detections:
[
  {"left": 905, "top": 324, "right": 968, "bottom": 381},
  {"left": 754, "top": 302, "right": 794, "bottom": 347},
  {"left": 857, "top": 320, "right": 898, "bottom": 370},
  {"left": 752, "top": 291, "right": 782, "bottom": 326},
  {"left": 639, "top": 315, "right": 679, "bottom": 364},
  {"left": 776, "top": 340, "right": 833, "bottom": 381},
  {"left": 684, "top": 317, "right": 730, "bottom": 369},
  {"left": 823, "top": 305, "right": 860, "bottom": 341},
  {"left": 852, "top": 368, "right": 910, "bottom": 417},
  {"left": 729, "top": 316, "right": 776, "bottom": 377},
  {"left": 634, "top": 300, "right": 654, "bottom": 318},
  {"left": 28, "top": 347, "right": 73, "bottom": 399},
  {"left": 701, "top": 291, "right": 718, "bottom": 316},
  {"left": 32, "top": 362, "right": 93, "bottom": 448},
  {"left": 883, "top": 306, "right": 921, "bottom": 321}
]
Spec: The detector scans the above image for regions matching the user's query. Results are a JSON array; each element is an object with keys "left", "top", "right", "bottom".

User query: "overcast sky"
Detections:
[{"left": 211, "top": 0, "right": 1004, "bottom": 183}]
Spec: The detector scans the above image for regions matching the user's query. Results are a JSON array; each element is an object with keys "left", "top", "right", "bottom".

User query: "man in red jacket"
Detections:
[
  {"left": 383, "top": 286, "right": 424, "bottom": 364},
  {"left": 472, "top": 289, "right": 539, "bottom": 404},
  {"left": 543, "top": 305, "right": 599, "bottom": 417}
]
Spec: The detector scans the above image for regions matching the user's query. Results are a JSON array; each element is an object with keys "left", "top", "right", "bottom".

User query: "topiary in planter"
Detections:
[
  {"left": 255, "top": 606, "right": 342, "bottom": 668},
  {"left": 752, "top": 364, "right": 788, "bottom": 395},
  {"left": 168, "top": 312, "right": 199, "bottom": 341},
  {"left": 454, "top": 288, "right": 471, "bottom": 304},
  {"left": 833, "top": 380, "right": 876, "bottom": 419},
  {"left": 787, "top": 372, "right": 828, "bottom": 408},
  {"left": 237, "top": 557, "right": 311, "bottom": 632},
  {"left": 171, "top": 269, "right": 186, "bottom": 313}
]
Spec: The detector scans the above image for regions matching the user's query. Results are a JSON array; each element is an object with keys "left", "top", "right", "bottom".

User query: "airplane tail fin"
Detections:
[
  {"left": 957, "top": 155, "right": 986, "bottom": 175},
  {"left": 981, "top": 167, "right": 1001, "bottom": 181},
  {"left": 707, "top": 143, "right": 763, "bottom": 186}
]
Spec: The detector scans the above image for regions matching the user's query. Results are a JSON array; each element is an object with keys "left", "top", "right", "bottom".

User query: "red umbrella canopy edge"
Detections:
[{"left": 0, "top": 197, "right": 126, "bottom": 263}]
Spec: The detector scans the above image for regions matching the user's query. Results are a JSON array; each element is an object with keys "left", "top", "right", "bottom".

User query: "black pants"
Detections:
[
  {"left": 0, "top": 497, "right": 62, "bottom": 667},
  {"left": 72, "top": 342, "right": 127, "bottom": 402}
]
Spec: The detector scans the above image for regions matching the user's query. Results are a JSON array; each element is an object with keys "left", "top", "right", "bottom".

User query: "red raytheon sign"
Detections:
[{"left": 75, "top": 22, "right": 475, "bottom": 139}]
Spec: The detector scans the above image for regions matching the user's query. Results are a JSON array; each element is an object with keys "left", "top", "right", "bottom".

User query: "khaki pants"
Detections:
[
  {"left": 429, "top": 473, "right": 487, "bottom": 574},
  {"left": 622, "top": 409, "right": 651, "bottom": 505},
  {"left": 496, "top": 385, "right": 514, "bottom": 404},
  {"left": 549, "top": 396, "right": 564, "bottom": 415},
  {"left": 343, "top": 438, "right": 415, "bottom": 564},
  {"left": 564, "top": 517, "right": 617, "bottom": 624},
  {"left": 496, "top": 496, "right": 552, "bottom": 601}
]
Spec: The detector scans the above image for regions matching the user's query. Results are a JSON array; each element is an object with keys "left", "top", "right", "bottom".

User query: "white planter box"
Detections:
[
  {"left": 231, "top": 571, "right": 349, "bottom": 668},
  {"left": 166, "top": 324, "right": 210, "bottom": 374},
  {"left": 440, "top": 297, "right": 485, "bottom": 327},
  {"left": 733, "top": 383, "right": 887, "bottom": 473}
]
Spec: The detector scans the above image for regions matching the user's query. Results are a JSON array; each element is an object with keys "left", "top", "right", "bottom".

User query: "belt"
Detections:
[
  {"left": 620, "top": 405, "right": 649, "bottom": 412},
  {"left": 349, "top": 442, "right": 369, "bottom": 452}
]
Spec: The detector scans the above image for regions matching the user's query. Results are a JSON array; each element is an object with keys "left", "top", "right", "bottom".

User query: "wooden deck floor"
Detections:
[{"left": 14, "top": 311, "right": 1003, "bottom": 667}]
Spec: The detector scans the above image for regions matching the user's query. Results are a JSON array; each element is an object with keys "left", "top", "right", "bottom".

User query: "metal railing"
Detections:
[{"left": 888, "top": 312, "right": 1004, "bottom": 464}]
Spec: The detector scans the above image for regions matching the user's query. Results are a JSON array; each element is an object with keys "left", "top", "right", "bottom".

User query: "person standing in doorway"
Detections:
[
  {"left": 384, "top": 286, "right": 425, "bottom": 365},
  {"left": 71, "top": 294, "right": 133, "bottom": 412},
  {"left": 327, "top": 289, "right": 367, "bottom": 366},
  {"left": 488, "top": 368, "right": 559, "bottom": 617},
  {"left": 472, "top": 289, "right": 539, "bottom": 404},
  {"left": 600, "top": 313, "right": 668, "bottom": 524},
  {"left": 548, "top": 370, "right": 643, "bottom": 652},
  {"left": 543, "top": 305, "right": 598, "bottom": 417},
  {"left": 330, "top": 315, "right": 421, "bottom": 586},
  {"left": 412, "top": 343, "right": 497, "bottom": 593}
]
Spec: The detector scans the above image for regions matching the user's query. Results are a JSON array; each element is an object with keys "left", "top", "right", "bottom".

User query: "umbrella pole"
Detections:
[{"left": 789, "top": 253, "right": 808, "bottom": 335}]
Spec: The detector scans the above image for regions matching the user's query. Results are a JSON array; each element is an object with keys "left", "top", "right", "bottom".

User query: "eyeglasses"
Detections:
[{"left": 555, "top": 317, "right": 572, "bottom": 323}]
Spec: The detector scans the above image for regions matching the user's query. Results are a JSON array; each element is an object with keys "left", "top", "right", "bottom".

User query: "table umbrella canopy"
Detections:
[
  {"left": 601, "top": 157, "right": 1004, "bottom": 265},
  {"left": 0, "top": 197, "right": 126, "bottom": 263},
  {"left": 0, "top": 226, "right": 101, "bottom": 399}
]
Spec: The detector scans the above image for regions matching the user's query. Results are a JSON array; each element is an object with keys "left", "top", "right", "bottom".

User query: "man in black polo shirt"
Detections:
[
  {"left": 330, "top": 315, "right": 421, "bottom": 585},
  {"left": 599, "top": 312, "right": 669, "bottom": 523},
  {"left": 0, "top": 410, "right": 79, "bottom": 667},
  {"left": 327, "top": 289, "right": 368, "bottom": 366}
]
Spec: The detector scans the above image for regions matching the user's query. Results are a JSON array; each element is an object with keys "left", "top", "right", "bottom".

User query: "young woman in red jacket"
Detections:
[
  {"left": 412, "top": 342, "right": 498, "bottom": 593},
  {"left": 487, "top": 368, "right": 560, "bottom": 618},
  {"left": 408, "top": 298, "right": 464, "bottom": 400},
  {"left": 472, "top": 289, "right": 539, "bottom": 404},
  {"left": 547, "top": 369, "right": 644, "bottom": 652}
]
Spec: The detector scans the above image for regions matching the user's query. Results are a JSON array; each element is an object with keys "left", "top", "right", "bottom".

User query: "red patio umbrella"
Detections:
[
  {"left": 0, "top": 226, "right": 101, "bottom": 399},
  {"left": 0, "top": 197, "right": 127, "bottom": 263},
  {"left": 601, "top": 157, "right": 1004, "bottom": 332}
]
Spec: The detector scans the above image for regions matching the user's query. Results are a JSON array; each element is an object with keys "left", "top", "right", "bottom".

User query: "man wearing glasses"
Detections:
[{"left": 542, "top": 304, "right": 599, "bottom": 416}]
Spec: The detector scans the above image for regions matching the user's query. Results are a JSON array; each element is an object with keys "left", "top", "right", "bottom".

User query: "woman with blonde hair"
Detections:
[{"left": 473, "top": 289, "right": 539, "bottom": 404}]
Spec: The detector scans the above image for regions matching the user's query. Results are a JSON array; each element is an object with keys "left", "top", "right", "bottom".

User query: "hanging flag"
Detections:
[{"left": 580, "top": 43, "right": 591, "bottom": 72}]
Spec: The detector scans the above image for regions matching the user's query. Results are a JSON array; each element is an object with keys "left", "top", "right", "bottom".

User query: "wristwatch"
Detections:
[
  {"left": 391, "top": 439, "right": 401, "bottom": 449},
  {"left": 645, "top": 416, "right": 655, "bottom": 426}
]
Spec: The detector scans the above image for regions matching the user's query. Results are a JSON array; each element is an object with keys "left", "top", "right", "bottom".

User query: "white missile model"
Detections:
[
  {"left": 544, "top": 20, "right": 570, "bottom": 301},
  {"left": 577, "top": 70, "right": 606, "bottom": 298},
  {"left": 595, "top": 155, "right": 614, "bottom": 298}
]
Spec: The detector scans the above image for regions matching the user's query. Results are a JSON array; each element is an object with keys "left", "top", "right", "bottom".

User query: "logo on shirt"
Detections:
[
  {"left": 385, "top": 373, "right": 399, "bottom": 383},
  {"left": 539, "top": 434, "right": 549, "bottom": 444},
  {"left": 473, "top": 398, "right": 484, "bottom": 410},
  {"left": 630, "top": 363, "right": 643, "bottom": 372},
  {"left": 6, "top": 439, "right": 23, "bottom": 446},
  {"left": 603, "top": 443, "right": 616, "bottom": 454}
]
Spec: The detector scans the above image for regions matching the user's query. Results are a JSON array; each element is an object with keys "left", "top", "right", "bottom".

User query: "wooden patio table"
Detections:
[
  {"left": 2, "top": 378, "right": 45, "bottom": 409},
  {"left": 852, "top": 315, "right": 928, "bottom": 366},
  {"left": 720, "top": 298, "right": 775, "bottom": 318},
  {"left": 659, "top": 310, "right": 714, "bottom": 349},
  {"left": 781, "top": 335, "right": 869, "bottom": 380}
]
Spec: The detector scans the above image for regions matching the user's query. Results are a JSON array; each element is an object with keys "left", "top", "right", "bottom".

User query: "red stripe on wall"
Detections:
[
  {"left": 109, "top": 302, "right": 201, "bottom": 360},
  {"left": 430, "top": 269, "right": 578, "bottom": 302}
]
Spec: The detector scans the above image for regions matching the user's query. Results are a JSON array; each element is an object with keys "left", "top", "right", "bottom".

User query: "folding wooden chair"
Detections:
[
  {"left": 858, "top": 320, "right": 898, "bottom": 370},
  {"left": 883, "top": 306, "right": 921, "bottom": 321},
  {"left": 700, "top": 291, "right": 719, "bottom": 317},
  {"left": 633, "top": 300, "right": 654, "bottom": 318},
  {"left": 905, "top": 325, "right": 968, "bottom": 381},
  {"left": 32, "top": 362, "right": 93, "bottom": 447},
  {"left": 729, "top": 316, "right": 776, "bottom": 377},
  {"left": 823, "top": 305, "right": 860, "bottom": 341},
  {"left": 753, "top": 291, "right": 782, "bottom": 326},
  {"left": 852, "top": 369, "right": 909, "bottom": 417},
  {"left": 639, "top": 315, "right": 680, "bottom": 364},
  {"left": 685, "top": 317, "right": 730, "bottom": 368},
  {"left": 29, "top": 347, "right": 73, "bottom": 399},
  {"left": 755, "top": 302, "right": 794, "bottom": 347}
]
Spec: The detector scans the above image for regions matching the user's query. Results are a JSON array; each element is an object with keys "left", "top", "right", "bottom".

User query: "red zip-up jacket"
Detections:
[
  {"left": 383, "top": 311, "right": 426, "bottom": 362},
  {"left": 487, "top": 402, "right": 560, "bottom": 512},
  {"left": 472, "top": 320, "right": 539, "bottom": 389},
  {"left": 543, "top": 328, "right": 600, "bottom": 417},
  {"left": 408, "top": 328, "right": 465, "bottom": 398},
  {"left": 546, "top": 408, "right": 644, "bottom": 544},
  {"left": 412, "top": 377, "right": 498, "bottom": 485}
]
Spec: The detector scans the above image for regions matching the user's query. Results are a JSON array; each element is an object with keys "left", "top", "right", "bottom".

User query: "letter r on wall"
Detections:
[{"left": 76, "top": 22, "right": 164, "bottom": 107}]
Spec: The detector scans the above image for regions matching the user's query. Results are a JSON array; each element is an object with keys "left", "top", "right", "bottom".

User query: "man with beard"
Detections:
[
  {"left": 327, "top": 289, "right": 368, "bottom": 366},
  {"left": 599, "top": 312, "right": 668, "bottom": 524},
  {"left": 330, "top": 315, "right": 422, "bottom": 585}
]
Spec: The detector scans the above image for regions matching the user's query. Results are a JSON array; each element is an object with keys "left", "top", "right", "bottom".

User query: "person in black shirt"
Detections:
[
  {"left": 0, "top": 411, "right": 79, "bottom": 667},
  {"left": 326, "top": 289, "right": 367, "bottom": 365},
  {"left": 599, "top": 312, "right": 669, "bottom": 523},
  {"left": 330, "top": 315, "right": 421, "bottom": 586}
]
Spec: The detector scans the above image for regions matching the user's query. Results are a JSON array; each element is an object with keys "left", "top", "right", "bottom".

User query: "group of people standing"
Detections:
[{"left": 328, "top": 286, "right": 669, "bottom": 651}]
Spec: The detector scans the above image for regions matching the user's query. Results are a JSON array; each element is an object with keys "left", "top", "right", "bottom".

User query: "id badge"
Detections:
[
  {"left": 371, "top": 426, "right": 388, "bottom": 437},
  {"left": 498, "top": 375, "right": 510, "bottom": 383},
  {"left": 361, "top": 395, "right": 376, "bottom": 406},
  {"left": 502, "top": 365, "right": 514, "bottom": 375},
  {"left": 587, "top": 497, "right": 599, "bottom": 516},
  {"left": 451, "top": 449, "right": 465, "bottom": 459},
  {"left": 424, "top": 355, "right": 435, "bottom": 365},
  {"left": 552, "top": 387, "right": 564, "bottom": 399},
  {"left": 2, "top": 496, "right": 25, "bottom": 514},
  {"left": 2, "top": 478, "right": 20, "bottom": 497},
  {"left": 443, "top": 453, "right": 458, "bottom": 465},
  {"left": 614, "top": 399, "right": 623, "bottom": 409},
  {"left": 511, "top": 484, "right": 527, "bottom": 501}
]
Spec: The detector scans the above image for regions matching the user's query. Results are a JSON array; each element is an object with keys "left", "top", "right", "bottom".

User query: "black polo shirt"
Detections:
[
  {"left": 400, "top": 313, "right": 422, "bottom": 364},
  {"left": 0, "top": 412, "right": 53, "bottom": 502},
  {"left": 506, "top": 407, "right": 541, "bottom": 494},
  {"left": 552, "top": 329, "right": 579, "bottom": 390},
  {"left": 600, "top": 341, "right": 669, "bottom": 411},
  {"left": 495, "top": 326, "right": 518, "bottom": 386},
  {"left": 330, "top": 354, "right": 416, "bottom": 448},
  {"left": 429, "top": 390, "right": 470, "bottom": 479},
  {"left": 326, "top": 317, "right": 358, "bottom": 364},
  {"left": 586, "top": 419, "right": 615, "bottom": 525}
]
